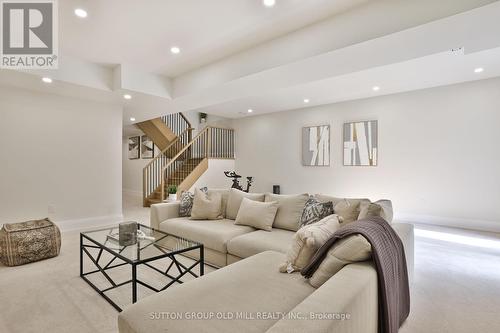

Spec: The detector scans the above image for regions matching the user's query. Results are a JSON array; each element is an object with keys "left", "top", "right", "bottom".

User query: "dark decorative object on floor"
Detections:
[
  {"left": 119, "top": 221, "right": 138, "bottom": 246},
  {"left": 0, "top": 218, "right": 61, "bottom": 266},
  {"left": 273, "top": 185, "right": 280, "bottom": 194},
  {"left": 224, "top": 171, "right": 253, "bottom": 192}
]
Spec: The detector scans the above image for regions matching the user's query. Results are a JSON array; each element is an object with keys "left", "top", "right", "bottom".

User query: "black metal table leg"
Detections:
[
  {"left": 132, "top": 264, "right": 137, "bottom": 303},
  {"left": 200, "top": 245, "right": 204, "bottom": 276},
  {"left": 80, "top": 234, "right": 83, "bottom": 277}
]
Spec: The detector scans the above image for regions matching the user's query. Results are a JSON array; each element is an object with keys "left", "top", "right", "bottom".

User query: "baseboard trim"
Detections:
[
  {"left": 55, "top": 214, "right": 124, "bottom": 232},
  {"left": 395, "top": 213, "right": 500, "bottom": 233}
]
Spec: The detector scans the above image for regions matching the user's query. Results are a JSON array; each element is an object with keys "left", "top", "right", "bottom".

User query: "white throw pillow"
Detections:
[
  {"left": 279, "top": 215, "right": 341, "bottom": 273},
  {"left": 226, "top": 189, "right": 265, "bottom": 220},
  {"left": 190, "top": 188, "right": 223, "bottom": 220},
  {"left": 234, "top": 198, "right": 278, "bottom": 231},
  {"left": 308, "top": 235, "right": 372, "bottom": 288}
]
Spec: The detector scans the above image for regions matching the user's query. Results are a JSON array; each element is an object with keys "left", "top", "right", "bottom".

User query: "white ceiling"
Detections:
[
  {"left": 60, "top": 0, "right": 369, "bottom": 76},
  {"left": 1, "top": 0, "right": 500, "bottom": 125}
]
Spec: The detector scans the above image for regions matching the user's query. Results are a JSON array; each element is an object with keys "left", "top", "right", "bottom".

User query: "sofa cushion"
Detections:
[
  {"left": 190, "top": 188, "right": 223, "bottom": 220},
  {"left": 308, "top": 234, "right": 372, "bottom": 288},
  {"left": 234, "top": 198, "right": 278, "bottom": 231},
  {"left": 118, "top": 251, "right": 315, "bottom": 333},
  {"left": 265, "top": 193, "right": 309, "bottom": 231},
  {"left": 225, "top": 189, "right": 265, "bottom": 220},
  {"left": 315, "top": 195, "right": 370, "bottom": 224},
  {"left": 227, "top": 229, "right": 294, "bottom": 259},
  {"left": 279, "top": 215, "right": 341, "bottom": 273},
  {"left": 159, "top": 218, "right": 254, "bottom": 253}
]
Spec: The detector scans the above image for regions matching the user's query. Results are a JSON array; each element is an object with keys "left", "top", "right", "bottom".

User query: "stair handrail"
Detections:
[
  {"left": 143, "top": 127, "right": 193, "bottom": 170},
  {"left": 160, "top": 126, "right": 211, "bottom": 201},
  {"left": 142, "top": 127, "right": 193, "bottom": 206},
  {"left": 179, "top": 112, "right": 192, "bottom": 128}
]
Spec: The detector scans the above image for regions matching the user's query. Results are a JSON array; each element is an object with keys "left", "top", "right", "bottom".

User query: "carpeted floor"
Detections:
[{"left": 1, "top": 194, "right": 500, "bottom": 332}]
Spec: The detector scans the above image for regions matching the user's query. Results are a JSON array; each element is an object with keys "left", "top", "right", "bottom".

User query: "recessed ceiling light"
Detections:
[
  {"left": 130, "top": 117, "right": 136, "bottom": 122},
  {"left": 263, "top": 0, "right": 276, "bottom": 7},
  {"left": 42, "top": 77, "right": 52, "bottom": 83},
  {"left": 474, "top": 67, "right": 484, "bottom": 73},
  {"left": 303, "top": 98, "right": 310, "bottom": 103},
  {"left": 247, "top": 109, "right": 253, "bottom": 113},
  {"left": 74, "top": 8, "right": 88, "bottom": 18},
  {"left": 123, "top": 94, "right": 132, "bottom": 100},
  {"left": 170, "top": 46, "right": 181, "bottom": 54},
  {"left": 372, "top": 86, "right": 380, "bottom": 92}
]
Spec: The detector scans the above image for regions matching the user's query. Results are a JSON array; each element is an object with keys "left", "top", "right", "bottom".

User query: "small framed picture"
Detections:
[
  {"left": 128, "top": 136, "right": 140, "bottom": 160},
  {"left": 141, "top": 135, "right": 154, "bottom": 159}
]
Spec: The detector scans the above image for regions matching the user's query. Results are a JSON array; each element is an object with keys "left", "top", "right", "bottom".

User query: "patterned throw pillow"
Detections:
[
  {"left": 300, "top": 196, "right": 334, "bottom": 227},
  {"left": 179, "top": 187, "right": 208, "bottom": 217}
]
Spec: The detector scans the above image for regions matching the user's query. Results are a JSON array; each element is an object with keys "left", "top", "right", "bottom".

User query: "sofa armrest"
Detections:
[
  {"left": 266, "top": 262, "right": 378, "bottom": 333},
  {"left": 150, "top": 202, "right": 180, "bottom": 230},
  {"left": 392, "top": 222, "right": 414, "bottom": 284}
]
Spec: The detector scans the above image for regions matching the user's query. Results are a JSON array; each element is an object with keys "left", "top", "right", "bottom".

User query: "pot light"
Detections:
[
  {"left": 474, "top": 67, "right": 484, "bottom": 73},
  {"left": 247, "top": 109, "right": 253, "bottom": 113},
  {"left": 303, "top": 98, "right": 310, "bottom": 103},
  {"left": 130, "top": 117, "right": 136, "bottom": 122},
  {"left": 263, "top": 0, "right": 276, "bottom": 7},
  {"left": 372, "top": 86, "right": 380, "bottom": 92},
  {"left": 42, "top": 77, "right": 52, "bottom": 83},
  {"left": 170, "top": 46, "right": 181, "bottom": 54},
  {"left": 123, "top": 94, "right": 132, "bottom": 100},
  {"left": 74, "top": 8, "right": 88, "bottom": 18}
]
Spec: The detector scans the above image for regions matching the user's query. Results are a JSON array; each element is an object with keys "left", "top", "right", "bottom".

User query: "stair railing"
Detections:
[
  {"left": 143, "top": 127, "right": 193, "bottom": 205},
  {"left": 161, "top": 112, "right": 192, "bottom": 142},
  {"left": 159, "top": 127, "right": 235, "bottom": 201}
]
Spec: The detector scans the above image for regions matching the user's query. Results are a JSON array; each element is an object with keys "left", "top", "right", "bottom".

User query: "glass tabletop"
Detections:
[{"left": 81, "top": 223, "right": 201, "bottom": 263}]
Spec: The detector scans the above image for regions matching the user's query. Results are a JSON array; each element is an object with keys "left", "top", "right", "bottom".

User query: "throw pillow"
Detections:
[
  {"left": 300, "top": 196, "right": 334, "bottom": 227},
  {"left": 358, "top": 203, "right": 382, "bottom": 220},
  {"left": 207, "top": 189, "right": 230, "bottom": 218},
  {"left": 234, "top": 198, "right": 278, "bottom": 231},
  {"left": 265, "top": 193, "right": 309, "bottom": 231},
  {"left": 178, "top": 187, "right": 207, "bottom": 217},
  {"left": 358, "top": 199, "right": 394, "bottom": 222},
  {"left": 226, "top": 189, "right": 265, "bottom": 220},
  {"left": 279, "top": 214, "right": 341, "bottom": 274},
  {"left": 308, "top": 235, "right": 372, "bottom": 288},
  {"left": 315, "top": 195, "right": 370, "bottom": 224},
  {"left": 333, "top": 199, "right": 361, "bottom": 224},
  {"left": 190, "top": 188, "right": 223, "bottom": 220}
]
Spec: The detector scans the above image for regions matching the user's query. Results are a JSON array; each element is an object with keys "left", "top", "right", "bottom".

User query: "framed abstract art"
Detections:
[
  {"left": 128, "top": 136, "right": 140, "bottom": 160},
  {"left": 343, "top": 120, "right": 378, "bottom": 166},
  {"left": 302, "top": 125, "right": 330, "bottom": 166}
]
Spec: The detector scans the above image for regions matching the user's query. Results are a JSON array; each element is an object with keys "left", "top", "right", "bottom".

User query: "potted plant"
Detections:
[{"left": 167, "top": 185, "right": 178, "bottom": 202}]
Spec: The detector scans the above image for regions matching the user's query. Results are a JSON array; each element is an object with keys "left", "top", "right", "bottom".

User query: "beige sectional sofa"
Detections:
[{"left": 119, "top": 190, "right": 414, "bottom": 333}]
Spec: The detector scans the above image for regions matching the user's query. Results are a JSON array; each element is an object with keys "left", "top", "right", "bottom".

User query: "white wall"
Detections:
[
  {"left": 0, "top": 86, "right": 123, "bottom": 229},
  {"left": 233, "top": 78, "right": 500, "bottom": 232},
  {"left": 190, "top": 159, "right": 236, "bottom": 191}
]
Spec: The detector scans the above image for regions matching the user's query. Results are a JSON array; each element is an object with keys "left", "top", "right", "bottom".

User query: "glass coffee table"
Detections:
[{"left": 80, "top": 223, "right": 204, "bottom": 311}]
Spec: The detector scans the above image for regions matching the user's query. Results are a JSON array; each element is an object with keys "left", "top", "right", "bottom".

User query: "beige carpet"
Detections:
[{"left": 1, "top": 194, "right": 500, "bottom": 332}]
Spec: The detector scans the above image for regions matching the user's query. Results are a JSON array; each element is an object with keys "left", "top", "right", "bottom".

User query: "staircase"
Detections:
[{"left": 140, "top": 113, "right": 235, "bottom": 207}]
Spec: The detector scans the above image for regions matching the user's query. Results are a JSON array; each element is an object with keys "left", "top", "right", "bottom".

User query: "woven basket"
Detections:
[{"left": 0, "top": 218, "right": 61, "bottom": 266}]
